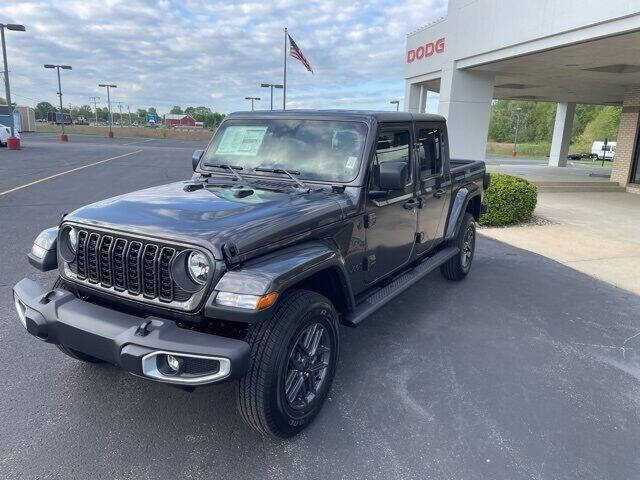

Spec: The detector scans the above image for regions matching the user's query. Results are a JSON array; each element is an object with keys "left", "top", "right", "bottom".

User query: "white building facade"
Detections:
[{"left": 404, "top": 0, "right": 640, "bottom": 192}]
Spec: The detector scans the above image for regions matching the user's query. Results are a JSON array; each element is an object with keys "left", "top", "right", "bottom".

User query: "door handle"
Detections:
[
  {"left": 433, "top": 189, "right": 445, "bottom": 198},
  {"left": 403, "top": 198, "right": 418, "bottom": 210}
]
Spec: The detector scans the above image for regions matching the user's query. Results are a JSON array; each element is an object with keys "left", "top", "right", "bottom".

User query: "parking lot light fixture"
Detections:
[
  {"left": 44, "top": 64, "right": 72, "bottom": 142},
  {"left": 512, "top": 107, "right": 522, "bottom": 157},
  {"left": 1, "top": 22, "right": 26, "bottom": 149},
  {"left": 98, "top": 84, "right": 117, "bottom": 138},
  {"left": 245, "top": 96, "right": 260, "bottom": 111},
  {"left": 260, "top": 83, "right": 283, "bottom": 110},
  {"left": 390, "top": 100, "right": 400, "bottom": 112}
]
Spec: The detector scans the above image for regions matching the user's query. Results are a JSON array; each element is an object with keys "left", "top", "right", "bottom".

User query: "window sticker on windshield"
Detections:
[
  {"left": 346, "top": 156, "right": 357, "bottom": 169},
  {"left": 215, "top": 126, "right": 268, "bottom": 156}
]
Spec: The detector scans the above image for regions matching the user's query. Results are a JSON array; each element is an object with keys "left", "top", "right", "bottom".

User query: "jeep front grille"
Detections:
[{"left": 65, "top": 228, "right": 202, "bottom": 310}]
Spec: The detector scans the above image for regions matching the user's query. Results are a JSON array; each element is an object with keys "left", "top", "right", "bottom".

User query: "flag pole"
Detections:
[{"left": 283, "top": 27, "right": 287, "bottom": 110}]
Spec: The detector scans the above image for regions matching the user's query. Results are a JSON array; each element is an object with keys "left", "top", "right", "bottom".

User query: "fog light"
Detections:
[
  {"left": 167, "top": 354, "right": 182, "bottom": 372},
  {"left": 14, "top": 295, "right": 27, "bottom": 329}
]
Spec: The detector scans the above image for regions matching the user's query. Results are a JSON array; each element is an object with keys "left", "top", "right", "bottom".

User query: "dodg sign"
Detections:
[{"left": 407, "top": 37, "right": 445, "bottom": 63}]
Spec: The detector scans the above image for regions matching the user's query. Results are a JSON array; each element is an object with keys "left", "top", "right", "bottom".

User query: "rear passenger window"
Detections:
[
  {"left": 370, "top": 129, "right": 412, "bottom": 190},
  {"left": 417, "top": 128, "right": 442, "bottom": 179}
]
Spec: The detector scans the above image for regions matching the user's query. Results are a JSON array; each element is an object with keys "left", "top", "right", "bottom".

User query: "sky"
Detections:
[{"left": 3, "top": 0, "right": 446, "bottom": 115}]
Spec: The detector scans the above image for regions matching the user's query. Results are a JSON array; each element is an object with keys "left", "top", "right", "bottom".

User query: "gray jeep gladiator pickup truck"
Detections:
[{"left": 13, "top": 110, "right": 487, "bottom": 438}]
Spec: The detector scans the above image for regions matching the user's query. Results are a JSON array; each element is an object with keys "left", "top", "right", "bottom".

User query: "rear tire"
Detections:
[
  {"left": 236, "top": 290, "right": 339, "bottom": 438},
  {"left": 52, "top": 277, "right": 104, "bottom": 364},
  {"left": 440, "top": 213, "right": 476, "bottom": 281}
]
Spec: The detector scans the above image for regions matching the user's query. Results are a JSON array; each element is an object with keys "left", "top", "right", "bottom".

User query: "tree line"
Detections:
[
  {"left": 488, "top": 100, "right": 621, "bottom": 152},
  {"left": 32, "top": 102, "right": 225, "bottom": 129}
]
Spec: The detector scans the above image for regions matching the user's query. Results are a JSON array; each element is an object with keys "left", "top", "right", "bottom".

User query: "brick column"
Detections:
[{"left": 611, "top": 87, "right": 640, "bottom": 192}]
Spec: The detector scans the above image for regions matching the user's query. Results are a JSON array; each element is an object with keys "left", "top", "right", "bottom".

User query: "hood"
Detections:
[{"left": 65, "top": 180, "right": 347, "bottom": 258}]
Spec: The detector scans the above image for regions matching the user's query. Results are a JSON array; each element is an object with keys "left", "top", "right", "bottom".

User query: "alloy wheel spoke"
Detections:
[
  {"left": 308, "top": 361, "right": 328, "bottom": 373},
  {"left": 285, "top": 370, "right": 305, "bottom": 404},
  {"left": 307, "top": 328, "right": 323, "bottom": 357},
  {"left": 302, "top": 324, "right": 318, "bottom": 353}
]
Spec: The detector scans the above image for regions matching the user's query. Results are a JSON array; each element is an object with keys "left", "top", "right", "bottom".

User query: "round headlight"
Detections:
[
  {"left": 187, "top": 251, "right": 210, "bottom": 285},
  {"left": 68, "top": 227, "right": 78, "bottom": 253}
]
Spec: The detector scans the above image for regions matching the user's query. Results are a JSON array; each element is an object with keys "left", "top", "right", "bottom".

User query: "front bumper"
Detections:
[{"left": 13, "top": 278, "right": 250, "bottom": 386}]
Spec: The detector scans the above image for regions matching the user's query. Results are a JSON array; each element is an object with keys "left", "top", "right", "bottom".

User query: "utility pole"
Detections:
[
  {"left": 1, "top": 23, "right": 26, "bottom": 149},
  {"left": 98, "top": 84, "right": 117, "bottom": 137},
  {"left": 116, "top": 102, "right": 124, "bottom": 127},
  {"left": 89, "top": 96, "right": 100, "bottom": 125},
  {"left": 127, "top": 105, "right": 132, "bottom": 126}
]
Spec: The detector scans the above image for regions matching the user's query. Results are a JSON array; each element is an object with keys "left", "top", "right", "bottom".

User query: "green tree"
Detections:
[
  {"left": 137, "top": 108, "right": 147, "bottom": 118},
  {"left": 35, "top": 101, "right": 56, "bottom": 119},
  {"left": 574, "top": 106, "right": 621, "bottom": 151},
  {"left": 169, "top": 105, "right": 183, "bottom": 114}
]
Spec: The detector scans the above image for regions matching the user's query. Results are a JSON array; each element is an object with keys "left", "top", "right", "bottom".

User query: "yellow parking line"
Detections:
[{"left": 0, "top": 149, "right": 143, "bottom": 197}]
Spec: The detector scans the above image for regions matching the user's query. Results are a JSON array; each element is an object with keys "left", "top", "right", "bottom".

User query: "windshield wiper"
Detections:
[
  {"left": 254, "top": 167, "right": 310, "bottom": 192},
  {"left": 206, "top": 164, "right": 246, "bottom": 183}
]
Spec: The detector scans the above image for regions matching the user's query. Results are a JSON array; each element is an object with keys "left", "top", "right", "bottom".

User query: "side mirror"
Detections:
[
  {"left": 379, "top": 161, "right": 408, "bottom": 191},
  {"left": 192, "top": 149, "right": 204, "bottom": 171}
]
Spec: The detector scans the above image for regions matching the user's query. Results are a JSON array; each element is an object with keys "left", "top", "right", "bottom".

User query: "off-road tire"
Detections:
[
  {"left": 236, "top": 290, "right": 340, "bottom": 438},
  {"left": 441, "top": 213, "right": 476, "bottom": 281},
  {"left": 52, "top": 277, "right": 104, "bottom": 364}
]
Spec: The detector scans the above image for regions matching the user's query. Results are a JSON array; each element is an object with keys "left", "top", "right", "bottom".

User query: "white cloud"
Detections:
[{"left": 4, "top": 0, "right": 447, "bottom": 114}]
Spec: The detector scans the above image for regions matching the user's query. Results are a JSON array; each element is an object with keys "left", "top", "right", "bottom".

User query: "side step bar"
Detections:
[{"left": 342, "top": 246, "right": 459, "bottom": 327}]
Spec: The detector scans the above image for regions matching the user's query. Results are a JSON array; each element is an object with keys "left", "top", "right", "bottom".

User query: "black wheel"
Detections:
[
  {"left": 52, "top": 277, "right": 104, "bottom": 364},
  {"left": 236, "top": 290, "right": 339, "bottom": 438},
  {"left": 441, "top": 213, "right": 476, "bottom": 281}
]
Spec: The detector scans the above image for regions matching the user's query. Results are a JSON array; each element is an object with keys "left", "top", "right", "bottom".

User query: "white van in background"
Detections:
[{"left": 591, "top": 141, "right": 616, "bottom": 160}]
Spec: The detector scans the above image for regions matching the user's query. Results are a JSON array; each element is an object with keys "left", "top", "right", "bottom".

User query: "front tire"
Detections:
[
  {"left": 441, "top": 213, "right": 476, "bottom": 281},
  {"left": 236, "top": 290, "right": 339, "bottom": 438},
  {"left": 52, "top": 277, "right": 104, "bottom": 364}
]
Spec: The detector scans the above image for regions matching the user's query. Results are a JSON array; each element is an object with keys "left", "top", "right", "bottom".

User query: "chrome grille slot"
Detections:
[
  {"left": 87, "top": 233, "right": 100, "bottom": 283},
  {"left": 142, "top": 244, "right": 159, "bottom": 298},
  {"left": 99, "top": 236, "right": 114, "bottom": 287},
  {"left": 62, "top": 227, "right": 205, "bottom": 311},
  {"left": 126, "top": 241, "right": 143, "bottom": 294},
  {"left": 158, "top": 247, "right": 175, "bottom": 302},
  {"left": 112, "top": 238, "right": 128, "bottom": 291}
]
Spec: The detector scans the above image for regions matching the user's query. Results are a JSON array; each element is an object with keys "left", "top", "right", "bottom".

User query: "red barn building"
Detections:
[{"left": 164, "top": 114, "right": 196, "bottom": 127}]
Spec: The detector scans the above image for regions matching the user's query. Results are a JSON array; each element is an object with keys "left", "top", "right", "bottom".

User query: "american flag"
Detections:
[{"left": 288, "top": 34, "right": 314, "bottom": 75}]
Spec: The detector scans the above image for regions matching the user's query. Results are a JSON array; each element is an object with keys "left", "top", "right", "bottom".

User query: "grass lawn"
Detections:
[{"left": 486, "top": 141, "right": 551, "bottom": 157}]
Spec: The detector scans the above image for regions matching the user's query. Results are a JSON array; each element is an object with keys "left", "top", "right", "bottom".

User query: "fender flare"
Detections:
[{"left": 444, "top": 186, "right": 481, "bottom": 241}]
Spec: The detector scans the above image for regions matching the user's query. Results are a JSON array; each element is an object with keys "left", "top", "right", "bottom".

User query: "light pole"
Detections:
[
  {"left": 390, "top": 100, "right": 400, "bottom": 112},
  {"left": 89, "top": 96, "right": 100, "bottom": 125},
  {"left": 1, "top": 23, "right": 25, "bottom": 149},
  {"left": 98, "top": 84, "right": 117, "bottom": 137},
  {"left": 44, "top": 64, "right": 72, "bottom": 142},
  {"left": 245, "top": 96, "right": 260, "bottom": 111},
  {"left": 260, "top": 83, "right": 283, "bottom": 110},
  {"left": 127, "top": 105, "right": 132, "bottom": 126},
  {"left": 512, "top": 107, "right": 522, "bottom": 157}
]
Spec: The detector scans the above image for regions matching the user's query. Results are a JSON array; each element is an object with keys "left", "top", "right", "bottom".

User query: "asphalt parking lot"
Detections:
[{"left": 2, "top": 133, "right": 640, "bottom": 479}]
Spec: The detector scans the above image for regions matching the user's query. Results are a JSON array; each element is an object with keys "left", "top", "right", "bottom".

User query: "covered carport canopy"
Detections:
[
  {"left": 405, "top": 2, "right": 640, "bottom": 191},
  {"left": 469, "top": 31, "right": 640, "bottom": 105}
]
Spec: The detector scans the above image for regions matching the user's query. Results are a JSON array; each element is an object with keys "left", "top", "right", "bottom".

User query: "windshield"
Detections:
[{"left": 201, "top": 119, "right": 368, "bottom": 182}]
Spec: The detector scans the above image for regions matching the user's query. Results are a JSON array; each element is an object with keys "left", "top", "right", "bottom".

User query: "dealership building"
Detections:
[{"left": 404, "top": 0, "right": 640, "bottom": 193}]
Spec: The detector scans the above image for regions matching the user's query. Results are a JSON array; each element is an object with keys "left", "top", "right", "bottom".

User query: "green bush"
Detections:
[{"left": 479, "top": 173, "right": 537, "bottom": 226}]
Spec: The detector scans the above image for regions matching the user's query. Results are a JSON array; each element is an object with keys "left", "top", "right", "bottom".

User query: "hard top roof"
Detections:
[{"left": 227, "top": 109, "right": 445, "bottom": 123}]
